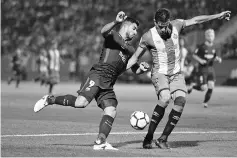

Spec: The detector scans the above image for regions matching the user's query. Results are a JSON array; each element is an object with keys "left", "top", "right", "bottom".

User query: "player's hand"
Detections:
[
  {"left": 199, "top": 59, "right": 207, "bottom": 65},
  {"left": 139, "top": 62, "right": 150, "bottom": 72},
  {"left": 215, "top": 56, "right": 222, "bottom": 63},
  {"left": 219, "top": 11, "right": 231, "bottom": 21},
  {"left": 116, "top": 11, "right": 127, "bottom": 23}
]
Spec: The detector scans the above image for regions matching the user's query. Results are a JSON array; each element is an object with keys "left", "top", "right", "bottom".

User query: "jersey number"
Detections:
[{"left": 85, "top": 80, "right": 95, "bottom": 91}]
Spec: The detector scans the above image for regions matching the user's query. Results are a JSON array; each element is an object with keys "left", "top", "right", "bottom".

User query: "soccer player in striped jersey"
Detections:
[
  {"left": 33, "top": 11, "right": 149, "bottom": 150},
  {"left": 127, "top": 8, "right": 231, "bottom": 149},
  {"left": 34, "top": 48, "right": 49, "bottom": 86},
  {"left": 47, "top": 41, "right": 64, "bottom": 94}
]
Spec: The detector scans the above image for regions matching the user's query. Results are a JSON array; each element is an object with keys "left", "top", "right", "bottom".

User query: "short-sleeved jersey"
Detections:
[
  {"left": 139, "top": 19, "right": 186, "bottom": 75},
  {"left": 194, "top": 43, "right": 218, "bottom": 67},
  {"left": 12, "top": 55, "right": 22, "bottom": 66},
  {"left": 91, "top": 30, "right": 135, "bottom": 89}
]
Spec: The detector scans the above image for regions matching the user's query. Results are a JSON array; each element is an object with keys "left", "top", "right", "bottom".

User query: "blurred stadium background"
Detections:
[{"left": 1, "top": 0, "right": 237, "bottom": 85}]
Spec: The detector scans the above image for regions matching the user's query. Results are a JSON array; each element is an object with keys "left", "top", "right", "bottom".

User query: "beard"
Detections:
[{"left": 159, "top": 23, "right": 173, "bottom": 40}]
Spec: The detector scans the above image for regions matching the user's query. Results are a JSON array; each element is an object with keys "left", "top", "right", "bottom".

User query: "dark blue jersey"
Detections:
[
  {"left": 91, "top": 30, "right": 135, "bottom": 89},
  {"left": 194, "top": 43, "right": 218, "bottom": 68}
]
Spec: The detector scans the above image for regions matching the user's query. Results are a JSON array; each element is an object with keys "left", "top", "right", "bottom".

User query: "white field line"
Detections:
[{"left": 1, "top": 131, "right": 236, "bottom": 138}]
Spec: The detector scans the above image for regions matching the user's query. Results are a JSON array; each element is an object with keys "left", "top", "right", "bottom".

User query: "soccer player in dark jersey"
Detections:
[
  {"left": 188, "top": 29, "right": 222, "bottom": 108},
  {"left": 33, "top": 11, "right": 149, "bottom": 150},
  {"left": 126, "top": 8, "right": 231, "bottom": 149},
  {"left": 8, "top": 49, "right": 24, "bottom": 88}
]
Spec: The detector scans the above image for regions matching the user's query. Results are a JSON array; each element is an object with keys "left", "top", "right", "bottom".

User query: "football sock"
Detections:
[
  {"left": 204, "top": 89, "right": 213, "bottom": 103},
  {"left": 49, "top": 84, "right": 53, "bottom": 94},
  {"left": 161, "top": 109, "right": 182, "bottom": 141},
  {"left": 98, "top": 115, "right": 114, "bottom": 143},
  {"left": 53, "top": 95, "right": 77, "bottom": 107},
  {"left": 16, "top": 77, "right": 20, "bottom": 88},
  {"left": 145, "top": 105, "right": 165, "bottom": 141}
]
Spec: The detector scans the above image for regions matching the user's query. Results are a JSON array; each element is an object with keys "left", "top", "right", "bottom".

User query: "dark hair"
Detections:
[
  {"left": 123, "top": 17, "right": 140, "bottom": 26},
  {"left": 154, "top": 8, "right": 171, "bottom": 23}
]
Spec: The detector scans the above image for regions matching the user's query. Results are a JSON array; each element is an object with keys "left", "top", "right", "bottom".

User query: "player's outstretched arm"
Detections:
[
  {"left": 126, "top": 46, "right": 146, "bottom": 70},
  {"left": 185, "top": 11, "right": 231, "bottom": 27},
  {"left": 101, "top": 11, "right": 127, "bottom": 37}
]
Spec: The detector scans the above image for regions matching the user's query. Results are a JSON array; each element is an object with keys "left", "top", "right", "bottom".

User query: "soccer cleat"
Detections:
[
  {"left": 155, "top": 138, "right": 170, "bottom": 149},
  {"left": 93, "top": 140, "right": 118, "bottom": 150},
  {"left": 34, "top": 95, "right": 52, "bottom": 112},
  {"left": 143, "top": 137, "right": 153, "bottom": 149},
  {"left": 203, "top": 103, "right": 208, "bottom": 108}
]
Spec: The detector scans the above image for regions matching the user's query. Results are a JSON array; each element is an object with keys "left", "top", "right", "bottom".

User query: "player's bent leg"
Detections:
[
  {"left": 159, "top": 89, "right": 171, "bottom": 106},
  {"left": 143, "top": 89, "right": 170, "bottom": 149},
  {"left": 74, "top": 96, "right": 90, "bottom": 108},
  {"left": 203, "top": 81, "right": 215, "bottom": 108},
  {"left": 200, "top": 84, "right": 208, "bottom": 91},
  {"left": 34, "top": 94, "right": 90, "bottom": 113},
  {"left": 94, "top": 99, "right": 118, "bottom": 150},
  {"left": 156, "top": 91, "right": 186, "bottom": 149}
]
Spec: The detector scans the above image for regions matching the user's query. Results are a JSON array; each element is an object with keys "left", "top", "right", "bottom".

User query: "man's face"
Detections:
[
  {"left": 155, "top": 20, "right": 172, "bottom": 40},
  {"left": 205, "top": 31, "right": 215, "bottom": 43},
  {"left": 126, "top": 23, "right": 138, "bottom": 41}
]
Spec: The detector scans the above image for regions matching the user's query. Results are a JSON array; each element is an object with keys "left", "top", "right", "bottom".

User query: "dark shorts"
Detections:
[
  {"left": 12, "top": 65, "right": 23, "bottom": 76},
  {"left": 197, "top": 67, "right": 216, "bottom": 84},
  {"left": 77, "top": 72, "right": 117, "bottom": 109}
]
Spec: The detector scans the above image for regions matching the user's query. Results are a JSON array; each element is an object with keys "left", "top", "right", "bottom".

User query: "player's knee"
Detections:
[
  {"left": 104, "top": 106, "right": 117, "bottom": 118},
  {"left": 75, "top": 96, "right": 89, "bottom": 108},
  {"left": 159, "top": 90, "right": 171, "bottom": 105},
  {"left": 201, "top": 84, "right": 207, "bottom": 91},
  {"left": 101, "top": 99, "right": 118, "bottom": 118},
  {"left": 160, "top": 96, "right": 170, "bottom": 105},
  {"left": 173, "top": 96, "right": 186, "bottom": 112},
  {"left": 208, "top": 81, "right": 215, "bottom": 89}
]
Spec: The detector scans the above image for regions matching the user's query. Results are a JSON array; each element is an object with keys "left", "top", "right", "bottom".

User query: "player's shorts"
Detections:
[
  {"left": 77, "top": 72, "right": 117, "bottom": 109},
  {"left": 197, "top": 66, "right": 216, "bottom": 84},
  {"left": 40, "top": 71, "right": 49, "bottom": 80},
  {"left": 48, "top": 70, "right": 60, "bottom": 84},
  {"left": 151, "top": 72, "right": 187, "bottom": 98},
  {"left": 12, "top": 65, "right": 23, "bottom": 76}
]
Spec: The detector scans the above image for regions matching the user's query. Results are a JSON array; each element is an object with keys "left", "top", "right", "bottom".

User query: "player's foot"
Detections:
[
  {"left": 155, "top": 138, "right": 170, "bottom": 149},
  {"left": 203, "top": 103, "right": 208, "bottom": 108},
  {"left": 143, "top": 137, "right": 153, "bottom": 149},
  {"left": 93, "top": 139, "right": 118, "bottom": 150},
  {"left": 34, "top": 95, "right": 53, "bottom": 113}
]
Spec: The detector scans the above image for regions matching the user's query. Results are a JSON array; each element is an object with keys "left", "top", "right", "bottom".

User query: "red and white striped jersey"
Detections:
[
  {"left": 139, "top": 19, "right": 186, "bottom": 75},
  {"left": 48, "top": 49, "right": 60, "bottom": 71}
]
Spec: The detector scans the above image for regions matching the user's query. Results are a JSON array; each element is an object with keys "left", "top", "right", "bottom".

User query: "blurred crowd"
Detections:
[{"left": 1, "top": 0, "right": 237, "bottom": 82}]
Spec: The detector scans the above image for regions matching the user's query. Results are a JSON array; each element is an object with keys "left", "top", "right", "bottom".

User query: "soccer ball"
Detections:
[{"left": 130, "top": 111, "right": 150, "bottom": 130}]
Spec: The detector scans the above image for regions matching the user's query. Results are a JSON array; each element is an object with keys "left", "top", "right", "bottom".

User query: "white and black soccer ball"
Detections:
[{"left": 130, "top": 111, "right": 150, "bottom": 130}]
